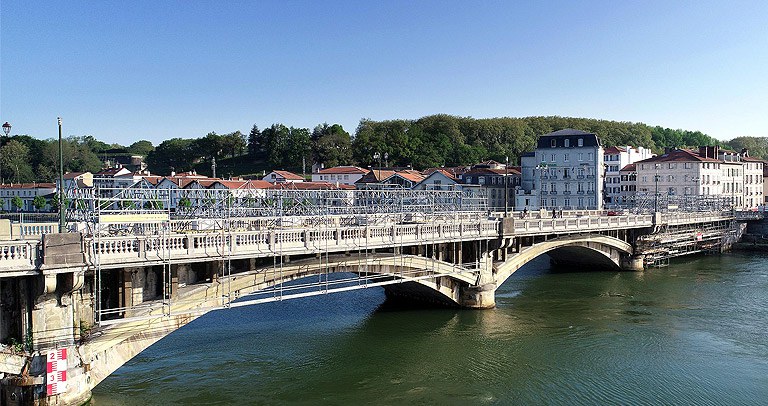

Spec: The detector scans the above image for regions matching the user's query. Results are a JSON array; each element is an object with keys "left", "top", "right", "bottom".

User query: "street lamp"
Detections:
[
  {"left": 654, "top": 163, "right": 660, "bottom": 213},
  {"left": 58, "top": 117, "right": 65, "bottom": 233},
  {"left": 504, "top": 156, "right": 509, "bottom": 216},
  {"left": 1, "top": 122, "right": 9, "bottom": 184}
]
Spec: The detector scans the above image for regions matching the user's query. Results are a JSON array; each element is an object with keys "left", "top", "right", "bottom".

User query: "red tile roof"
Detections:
[
  {"left": 213, "top": 180, "right": 272, "bottom": 189},
  {"left": 271, "top": 170, "right": 304, "bottom": 180},
  {"left": 620, "top": 163, "right": 636, "bottom": 172},
  {"left": 604, "top": 146, "right": 627, "bottom": 154},
  {"left": 268, "top": 181, "right": 353, "bottom": 190},
  {"left": 356, "top": 169, "right": 397, "bottom": 183},
  {"left": 635, "top": 149, "right": 720, "bottom": 163},
  {"left": 0, "top": 183, "right": 56, "bottom": 189},
  {"left": 315, "top": 166, "right": 368, "bottom": 175},
  {"left": 421, "top": 168, "right": 459, "bottom": 181}
]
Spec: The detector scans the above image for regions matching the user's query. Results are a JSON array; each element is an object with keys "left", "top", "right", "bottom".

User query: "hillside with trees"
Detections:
[{"left": 1, "top": 115, "right": 763, "bottom": 183}]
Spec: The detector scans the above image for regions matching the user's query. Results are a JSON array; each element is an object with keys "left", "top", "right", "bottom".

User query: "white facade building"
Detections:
[
  {"left": 0, "top": 183, "right": 57, "bottom": 212},
  {"left": 516, "top": 129, "right": 605, "bottom": 210},
  {"left": 633, "top": 146, "right": 762, "bottom": 210},
  {"left": 604, "top": 146, "right": 654, "bottom": 206},
  {"left": 311, "top": 166, "right": 368, "bottom": 185}
]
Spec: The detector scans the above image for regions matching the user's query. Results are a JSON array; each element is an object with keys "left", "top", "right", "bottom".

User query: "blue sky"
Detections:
[{"left": 1, "top": 1, "right": 766, "bottom": 145}]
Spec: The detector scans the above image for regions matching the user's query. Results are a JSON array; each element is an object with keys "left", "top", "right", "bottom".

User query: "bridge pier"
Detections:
[
  {"left": 620, "top": 255, "right": 645, "bottom": 272},
  {"left": 459, "top": 283, "right": 497, "bottom": 309}
]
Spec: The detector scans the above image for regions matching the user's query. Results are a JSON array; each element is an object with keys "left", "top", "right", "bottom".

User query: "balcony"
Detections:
[
  {"left": 563, "top": 191, "right": 571, "bottom": 195},
  {"left": 576, "top": 175, "right": 585, "bottom": 179},
  {"left": 549, "top": 191, "right": 557, "bottom": 195},
  {"left": 577, "top": 191, "right": 585, "bottom": 195},
  {"left": 540, "top": 191, "right": 548, "bottom": 195},
  {"left": 586, "top": 175, "right": 595, "bottom": 179}
]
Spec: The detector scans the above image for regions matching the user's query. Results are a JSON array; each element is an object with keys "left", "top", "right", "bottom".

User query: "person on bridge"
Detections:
[{"left": 552, "top": 208, "right": 557, "bottom": 218}]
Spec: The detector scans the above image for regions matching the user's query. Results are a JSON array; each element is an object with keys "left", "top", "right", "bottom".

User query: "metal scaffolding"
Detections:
[{"left": 61, "top": 183, "right": 491, "bottom": 325}]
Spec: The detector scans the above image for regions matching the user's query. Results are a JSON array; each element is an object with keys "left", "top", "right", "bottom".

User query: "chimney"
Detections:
[{"left": 699, "top": 146, "right": 707, "bottom": 158}]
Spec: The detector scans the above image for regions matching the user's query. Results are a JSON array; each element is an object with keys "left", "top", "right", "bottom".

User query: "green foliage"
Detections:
[
  {"left": 312, "top": 123, "right": 352, "bottom": 167},
  {"left": 146, "top": 138, "right": 197, "bottom": 173},
  {"left": 11, "top": 196, "right": 23, "bottom": 211},
  {"left": 144, "top": 199, "right": 163, "bottom": 209},
  {"left": 247, "top": 124, "right": 262, "bottom": 157},
  {"left": 32, "top": 195, "right": 47, "bottom": 211},
  {"left": 178, "top": 197, "right": 192, "bottom": 208},
  {"left": 351, "top": 115, "right": 722, "bottom": 169},
  {"left": 128, "top": 140, "right": 155, "bottom": 156},
  {"left": 0, "top": 140, "right": 35, "bottom": 183},
  {"left": 725, "top": 137, "right": 768, "bottom": 159}
]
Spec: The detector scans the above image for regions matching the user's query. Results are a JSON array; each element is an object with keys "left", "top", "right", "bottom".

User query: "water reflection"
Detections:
[{"left": 94, "top": 252, "right": 768, "bottom": 405}]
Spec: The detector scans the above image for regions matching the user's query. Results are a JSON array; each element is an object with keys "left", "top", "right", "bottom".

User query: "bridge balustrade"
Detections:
[
  {"left": 0, "top": 240, "right": 38, "bottom": 271},
  {"left": 81, "top": 219, "right": 500, "bottom": 269}
]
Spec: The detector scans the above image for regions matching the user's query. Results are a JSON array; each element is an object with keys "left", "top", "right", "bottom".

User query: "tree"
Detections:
[
  {"left": 195, "top": 132, "right": 224, "bottom": 160},
  {"left": 146, "top": 138, "right": 197, "bottom": 174},
  {"left": 247, "top": 125, "right": 263, "bottom": 158},
  {"left": 11, "top": 196, "right": 23, "bottom": 212},
  {"left": 128, "top": 140, "right": 155, "bottom": 156},
  {"left": 312, "top": 123, "right": 352, "bottom": 167},
  {"left": 33, "top": 195, "right": 47, "bottom": 211},
  {"left": 0, "top": 140, "right": 35, "bottom": 183},
  {"left": 286, "top": 127, "right": 312, "bottom": 171},
  {"left": 262, "top": 124, "right": 290, "bottom": 168},
  {"left": 221, "top": 131, "right": 246, "bottom": 158}
]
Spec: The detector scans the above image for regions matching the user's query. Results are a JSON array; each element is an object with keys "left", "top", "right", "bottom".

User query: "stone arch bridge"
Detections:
[{"left": 0, "top": 210, "right": 752, "bottom": 405}]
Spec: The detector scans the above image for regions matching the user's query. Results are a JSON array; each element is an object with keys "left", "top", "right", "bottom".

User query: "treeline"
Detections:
[
  {"left": 351, "top": 115, "right": 724, "bottom": 168},
  {"left": 2, "top": 115, "right": 765, "bottom": 183},
  {"left": 0, "top": 135, "right": 154, "bottom": 184}
]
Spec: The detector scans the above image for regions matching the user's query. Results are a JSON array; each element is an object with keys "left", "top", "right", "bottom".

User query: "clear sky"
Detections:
[{"left": 1, "top": 1, "right": 766, "bottom": 145}]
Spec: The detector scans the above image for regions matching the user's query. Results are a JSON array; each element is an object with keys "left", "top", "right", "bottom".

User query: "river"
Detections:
[{"left": 92, "top": 251, "right": 768, "bottom": 405}]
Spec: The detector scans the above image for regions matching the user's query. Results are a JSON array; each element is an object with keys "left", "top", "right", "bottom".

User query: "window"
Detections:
[
  {"left": 564, "top": 139, "right": 570, "bottom": 147},
  {"left": 578, "top": 138, "right": 583, "bottom": 147},
  {"left": 478, "top": 176, "right": 485, "bottom": 184},
  {"left": 668, "top": 163, "right": 676, "bottom": 169},
  {"left": 684, "top": 162, "right": 692, "bottom": 169},
  {"left": 578, "top": 153, "right": 583, "bottom": 161},
  {"left": 564, "top": 153, "right": 569, "bottom": 162},
  {"left": 588, "top": 153, "right": 593, "bottom": 161},
  {"left": 551, "top": 198, "right": 557, "bottom": 207},
  {"left": 550, "top": 154, "right": 556, "bottom": 162},
  {"left": 540, "top": 153, "right": 545, "bottom": 162},
  {"left": 551, "top": 139, "right": 556, "bottom": 148}
]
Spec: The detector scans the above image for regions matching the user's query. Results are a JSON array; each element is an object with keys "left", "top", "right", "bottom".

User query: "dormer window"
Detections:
[
  {"left": 578, "top": 138, "right": 583, "bottom": 147},
  {"left": 564, "top": 139, "right": 570, "bottom": 148},
  {"left": 551, "top": 139, "right": 556, "bottom": 148}
]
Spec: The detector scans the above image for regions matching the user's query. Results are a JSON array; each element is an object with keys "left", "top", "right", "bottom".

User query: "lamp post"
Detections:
[
  {"left": 504, "top": 156, "right": 509, "bottom": 216},
  {"left": 654, "top": 163, "right": 660, "bottom": 213},
  {"left": 58, "top": 117, "right": 65, "bottom": 233},
  {"left": 2, "top": 122, "right": 11, "bottom": 184}
]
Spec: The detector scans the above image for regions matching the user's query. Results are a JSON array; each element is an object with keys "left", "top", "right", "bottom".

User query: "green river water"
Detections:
[{"left": 92, "top": 251, "right": 768, "bottom": 405}]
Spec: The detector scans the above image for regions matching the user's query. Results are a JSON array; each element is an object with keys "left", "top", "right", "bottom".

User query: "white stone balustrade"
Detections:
[
  {"left": 79, "top": 219, "right": 500, "bottom": 269},
  {"left": 0, "top": 240, "right": 38, "bottom": 272}
]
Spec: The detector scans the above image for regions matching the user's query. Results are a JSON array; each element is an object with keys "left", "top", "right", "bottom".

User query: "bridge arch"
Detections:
[
  {"left": 81, "top": 253, "right": 481, "bottom": 396},
  {"left": 494, "top": 234, "right": 635, "bottom": 285}
]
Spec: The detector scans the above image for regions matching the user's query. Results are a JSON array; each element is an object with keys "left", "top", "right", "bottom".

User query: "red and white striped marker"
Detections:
[{"left": 46, "top": 348, "right": 67, "bottom": 396}]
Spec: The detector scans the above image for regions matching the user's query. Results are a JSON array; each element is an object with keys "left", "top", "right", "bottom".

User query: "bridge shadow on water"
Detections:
[{"left": 92, "top": 252, "right": 768, "bottom": 405}]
